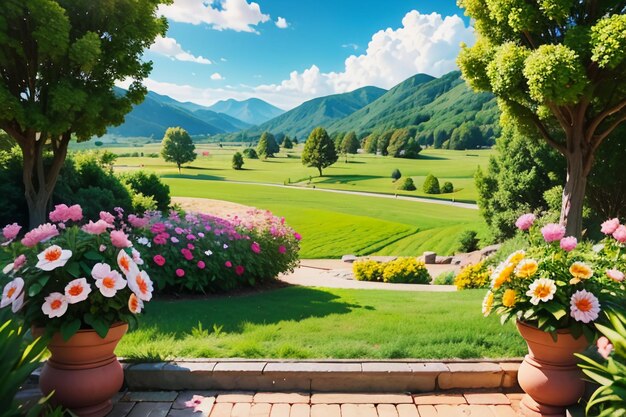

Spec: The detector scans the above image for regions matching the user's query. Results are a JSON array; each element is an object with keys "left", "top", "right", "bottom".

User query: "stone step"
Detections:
[{"left": 121, "top": 360, "right": 521, "bottom": 393}]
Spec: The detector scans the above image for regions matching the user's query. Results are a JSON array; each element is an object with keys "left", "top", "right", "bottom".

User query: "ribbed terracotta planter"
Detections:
[
  {"left": 516, "top": 320, "right": 590, "bottom": 417},
  {"left": 39, "top": 323, "right": 128, "bottom": 417}
]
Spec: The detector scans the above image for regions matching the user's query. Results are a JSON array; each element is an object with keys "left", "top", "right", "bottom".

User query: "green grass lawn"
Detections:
[
  {"left": 117, "top": 286, "right": 526, "bottom": 360},
  {"left": 162, "top": 179, "right": 486, "bottom": 258}
]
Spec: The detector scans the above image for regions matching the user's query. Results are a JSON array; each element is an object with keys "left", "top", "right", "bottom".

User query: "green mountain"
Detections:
[
  {"left": 328, "top": 71, "right": 498, "bottom": 140},
  {"left": 208, "top": 98, "right": 284, "bottom": 126},
  {"left": 246, "top": 86, "right": 388, "bottom": 139},
  {"left": 107, "top": 89, "right": 250, "bottom": 139}
]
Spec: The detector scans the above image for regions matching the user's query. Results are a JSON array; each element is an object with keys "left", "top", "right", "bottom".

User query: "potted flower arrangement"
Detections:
[
  {"left": 483, "top": 214, "right": 625, "bottom": 417},
  {"left": 0, "top": 204, "right": 153, "bottom": 417}
]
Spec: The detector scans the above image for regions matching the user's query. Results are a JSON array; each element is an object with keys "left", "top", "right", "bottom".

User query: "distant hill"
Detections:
[
  {"left": 328, "top": 71, "right": 498, "bottom": 138},
  {"left": 208, "top": 98, "right": 284, "bottom": 126},
  {"left": 107, "top": 89, "right": 250, "bottom": 139},
  {"left": 243, "top": 86, "right": 388, "bottom": 139}
]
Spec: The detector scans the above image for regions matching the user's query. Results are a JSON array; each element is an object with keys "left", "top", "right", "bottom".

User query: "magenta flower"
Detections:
[
  {"left": 541, "top": 223, "right": 566, "bottom": 242},
  {"left": 153, "top": 234, "right": 168, "bottom": 245},
  {"left": 560, "top": 236, "right": 577, "bottom": 252},
  {"left": 251, "top": 242, "right": 261, "bottom": 254},
  {"left": 2, "top": 223, "right": 21, "bottom": 241},
  {"left": 181, "top": 248, "right": 194, "bottom": 261},
  {"left": 176, "top": 268, "right": 185, "bottom": 277},
  {"left": 515, "top": 213, "right": 535, "bottom": 231},
  {"left": 197, "top": 261, "right": 206, "bottom": 269},
  {"left": 613, "top": 225, "right": 626, "bottom": 243},
  {"left": 175, "top": 227, "right": 184, "bottom": 235},
  {"left": 601, "top": 218, "right": 620, "bottom": 235},
  {"left": 278, "top": 245, "right": 287, "bottom": 254},
  {"left": 153, "top": 255, "right": 166, "bottom": 267},
  {"left": 21, "top": 223, "right": 59, "bottom": 247},
  {"left": 225, "top": 261, "right": 232, "bottom": 268},
  {"left": 187, "top": 243, "right": 195, "bottom": 250},
  {"left": 110, "top": 230, "right": 131, "bottom": 248},
  {"left": 186, "top": 234, "right": 196, "bottom": 241},
  {"left": 82, "top": 220, "right": 111, "bottom": 235},
  {"left": 151, "top": 223, "right": 166, "bottom": 234},
  {"left": 100, "top": 211, "right": 115, "bottom": 224},
  {"left": 294, "top": 232, "right": 302, "bottom": 241},
  {"left": 235, "top": 265, "right": 245, "bottom": 276}
]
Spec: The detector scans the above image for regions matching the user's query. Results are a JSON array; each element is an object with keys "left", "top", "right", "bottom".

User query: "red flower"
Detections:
[
  {"left": 235, "top": 265, "right": 245, "bottom": 276},
  {"left": 225, "top": 261, "right": 232, "bottom": 268},
  {"left": 153, "top": 255, "right": 166, "bottom": 266},
  {"left": 176, "top": 269, "right": 185, "bottom": 277}
]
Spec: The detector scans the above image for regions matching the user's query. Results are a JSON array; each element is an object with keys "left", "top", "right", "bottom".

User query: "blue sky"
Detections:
[{"left": 134, "top": 0, "right": 474, "bottom": 109}]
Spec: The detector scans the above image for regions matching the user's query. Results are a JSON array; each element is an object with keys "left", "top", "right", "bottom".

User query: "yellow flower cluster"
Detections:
[
  {"left": 353, "top": 260, "right": 383, "bottom": 282},
  {"left": 353, "top": 258, "right": 430, "bottom": 284},
  {"left": 454, "top": 261, "right": 490, "bottom": 290}
]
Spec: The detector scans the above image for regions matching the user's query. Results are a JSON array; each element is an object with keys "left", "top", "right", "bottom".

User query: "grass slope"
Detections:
[{"left": 117, "top": 287, "right": 525, "bottom": 360}]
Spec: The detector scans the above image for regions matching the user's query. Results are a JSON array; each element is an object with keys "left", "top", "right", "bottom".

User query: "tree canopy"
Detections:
[
  {"left": 257, "top": 131, "right": 279, "bottom": 158},
  {"left": 161, "top": 127, "right": 196, "bottom": 173},
  {"left": 302, "top": 127, "right": 338, "bottom": 176}
]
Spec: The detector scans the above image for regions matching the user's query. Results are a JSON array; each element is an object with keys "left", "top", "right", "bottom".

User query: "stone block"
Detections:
[
  {"left": 423, "top": 252, "right": 437, "bottom": 264},
  {"left": 438, "top": 362, "right": 503, "bottom": 389}
]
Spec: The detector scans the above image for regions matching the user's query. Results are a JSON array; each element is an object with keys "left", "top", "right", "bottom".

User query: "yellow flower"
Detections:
[
  {"left": 491, "top": 262, "right": 515, "bottom": 290},
  {"left": 515, "top": 259, "right": 539, "bottom": 278},
  {"left": 569, "top": 262, "right": 593, "bottom": 285},
  {"left": 505, "top": 250, "right": 525, "bottom": 266},
  {"left": 502, "top": 289, "right": 517, "bottom": 307},
  {"left": 482, "top": 291, "right": 494, "bottom": 317}
]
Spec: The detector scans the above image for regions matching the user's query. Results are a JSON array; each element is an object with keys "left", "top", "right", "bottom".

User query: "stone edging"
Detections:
[{"left": 123, "top": 360, "right": 522, "bottom": 393}]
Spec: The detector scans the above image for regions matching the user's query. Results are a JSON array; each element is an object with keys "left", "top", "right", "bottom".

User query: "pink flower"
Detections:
[
  {"left": 151, "top": 223, "right": 166, "bottom": 234},
  {"left": 225, "top": 261, "right": 232, "bottom": 268},
  {"left": 127, "top": 215, "right": 150, "bottom": 229},
  {"left": 560, "top": 236, "right": 577, "bottom": 252},
  {"left": 21, "top": 223, "right": 59, "bottom": 247},
  {"left": 541, "top": 223, "right": 566, "bottom": 243},
  {"left": 153, "top": 233, "right": 168, "bottom": 245},
  {"left": 2, "top": 223, "right": 21, "bottom": 240},
  {"left": 613, "top": 225, "right": 626, "bottom": 243},
  {"left": 186, "top": 234, "right": 196, "bottom": 241},
  {"left": 82, "top": 220, "right": 111, "bottom": 235},
  {"left": 198, "top": 232, "right": 205, "bottom": 238},
  {"left": 171, "top": 237, "right": 180, "bottom": 243},
  {"left": 49, "top": 204, "right": 82, "bottom": 223},
  {"left": 176, "top": 268, "right": 185, "bottom": 277},
  {"left": 110, "top": 230, "right": 132, "bottom": 248},
  {"left": 235, "top": 265, "right": 245, "bottom": 276},
  {"left": 278, "top": 245, "right": 287, "bottom": 254},
  {"left": 515, "top": 213, "right": 536, "bottom": 231},
  {"left": 251, "top": 242, "right": 261, "bottom": 254},
  {"left": 606, "top": 269, "right": 624, "bottom": 282},
  {"left": 601, "top": 218, "right": 620, "bottom": 235},
  {"left": 175, "top": 227, "right": 184, "bottom": 235},
  {"left": 13, "top": 255, "right": 26, "bottom": 272},
  {"left": 100, "top": 211, "right": 115, "bottom": 224},
  {"left": 294, "top": 232, "right": 302, "bottom": 241},
  {"left": 99, "top": 244, "right": 107, "bottom": 252},
  {"left": 181, "top": 248, "right": 193, "bottom": 261},
  {"left": 197, "top": 261, "right": 205, "bottom": 269},
  {"left": 597, "top": 336, "right": 613, "bottom": 359},
  {"left": 153, "top": 255, "right": 166, "bottom": 267},
  {"left": 187, "top": 243, "right": 195, "bottom": 250}
]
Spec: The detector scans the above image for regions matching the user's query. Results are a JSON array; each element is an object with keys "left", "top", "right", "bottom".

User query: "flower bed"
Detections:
[{"left": 353, "top": 257, "right": 430, "bottom": 284}]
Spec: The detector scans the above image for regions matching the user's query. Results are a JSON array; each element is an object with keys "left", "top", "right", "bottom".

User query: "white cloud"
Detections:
[
  {"left": 159, "top": 0, "right": 270, "bottom": 33},
  {"left": 149, "top": 36, "right": 212, "bottom": 64},
  {"left": 342, "top": 43, "right": 359, "bottom": 51},
  {"left": 275, "top": 17, "right": 288, "bottom": 29},
  {"left": 210, "top": 72, "right": 224, "bottom": 80},
  {"left": 220, "top": 58, "right": 228, "bottom": 62}
]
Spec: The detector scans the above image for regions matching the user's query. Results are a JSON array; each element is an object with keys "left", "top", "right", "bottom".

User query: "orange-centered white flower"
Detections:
[
  {"left": 42, "top": 292, "right": 68, "bottom": 318},
  {"left": 117, "top": 250, "right": 137, "bottom": 276},
  {"left": 569, "top": 262, "right": 593, "bottom": 284},
  {"left": 128, "top": 293, "right": 143, "bottom": 314},
  {"left": 526, "top": 278, "right": 557, "bottom": 305},
  {"left": 36, "top": 245, "right": 72, "bottom": 271},
  {"left": 570, "top": 290, "right": 601, "bottom": 323},
  {"left": 127, "top": 270, "right": 153, "bottom": 301},
  {"left": 64, "top": 278, "right": 91, "bottom": 304},
  {"left": 515, "top": 259, "right": 539, "bottom": 278},
  {"left": 92, "top": 263, "right": 127, "bottom": 298},
  {"left": 1, "top": 277, "right": 24, "bottom": 308}
]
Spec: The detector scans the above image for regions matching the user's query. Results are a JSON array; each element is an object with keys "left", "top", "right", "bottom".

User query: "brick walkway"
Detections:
[{"left": 109, "top": 391, "right": 523, "bottom": 417}]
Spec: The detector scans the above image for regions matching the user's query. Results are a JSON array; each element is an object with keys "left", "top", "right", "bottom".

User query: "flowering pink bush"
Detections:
[{"left": 130, "top": 209, "right": 300, "bottom": 293}]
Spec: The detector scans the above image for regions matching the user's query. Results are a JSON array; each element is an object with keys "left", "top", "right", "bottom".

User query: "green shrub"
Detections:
[
  {"left": 131, "top": 192, "right": 157, "bottom": 213},
  {"left": 391, "top": 169, "right": 402, "bottom": 181},
  {"left": 382, "top": 257, "right": 431, "bottom": 284},
  {"left": 398, "top": 177, "right": 416, "bottom": 191},
  {"left": 485, "top": 234, "right": 528, "bottom": 267},
  {"left": 423, "top": 174, "right": 440, "bottom": 194},
  {"left": 454, "top": 261, "right": 490, "bottom": 290},
  {"left": 457, "top": 230, "right": 479, "bottom": 253},
  {"left": 433, "top": 270, "right": 455, "bottom": 285},
  {"left": 232, "top": 152, "right": 244, "bottom": 170},
  {"left": 441, "top": 181, "right": 454, "bottom": 193},
  {"left": 353, "top": 260, "right": 383, "bottom": 281},
  {"left": 119, "top": 171, "right": 171, "bottom": 212},
  {"left": 243, "top": 148, "right": 258, "bottom": 159}
]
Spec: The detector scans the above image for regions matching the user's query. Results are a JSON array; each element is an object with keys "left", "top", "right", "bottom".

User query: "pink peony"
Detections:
[
  {"left": 515, "top": 213, "right": 536, "bottom": 231},
  {"left": 175, "top": 227, "right": 184, "bottom": 235},
  {"left": 21, "top": 223, "right": 59, "bottom": 247},
  {"left": 225, "top": 261, "right": 232, "bottom": 268},
  {"left": 597, "top": 336, "right": 613, "bottom": 359},
  {"left": 235, "top": 265, "right": 245, "bottom": 276},
  {"left": 82, "top": 220, "right": 111, "bottom": 235},
  {"left": 251, "top": 242, "right": 261, "bottom": 254},
  {"left": 127, "top": 215, "right": 150, "bottom": 229},
  {"left": 153, "top": 255, "right": 166, "bottom": 267},
  {"left": 613, "top": 225, "right": 626, "bottom": 243},
  {"left": 181, "top": 248, "right": 193, "bottom": 261},
  {"left": 606, "top": 269, "right": 624, "bottom": 282},
  {"left": 541, "top": 223, "right": 566, "bottom": 242},
  {"left": 49, "top": 204, "right": 82, "bottom": 223},
  {"left": 278, "top": 245, "right": 287, "bottom": 254},
  {"left": 560, "top": 236, "right": 578, "bottom": 252},
  {"left": 2, "top": 223, "right": 21, "bottom": 240},
  {"left": 294, "top": 232, "right": 302, "bottom": 241},
  {"left": 110, "top": 230, "right": 131, "bottom": 248},
  {"left": 176, "top": 268, "right": 185, "bottom": 277},
  {"left": 601, "top": 218, "right": 620, "bottom": 235},
  {"left": 13, "top": 254, "right": 26, "bottom": 272},
  {"left": 99, "top": 211, "right": 115, "bottom": 224},
  {"left": 197, "top": 261, "right": 205, "bottom": 269}
]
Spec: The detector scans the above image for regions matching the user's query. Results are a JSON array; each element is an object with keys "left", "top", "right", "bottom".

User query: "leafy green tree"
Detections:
[
  {"left": 282, "top": 136, "right": 294, "bottom": 149},
  {"left": 302, "top": 127, "right": 338, "bottom": 176},
  {"left": 119, "top": 170, "right": 170, "bottom": 212},
  {"left": 433, "top": 129, "right": 449, "bottom": 149},
  {"left": 423, "top": 174, "right": 440, "bottom": 194},
  {"left": 97, "top": 150, "right": 117, "bottom": 173},
  {"left": 341, "top": 131, "right": 360, "bottom": 162},
  {"left": 398, "top": 177, "right": 416, "bottom": 191},
  {"left": 458, "top": 0, "right": 626, "bottom": 237},
  {"left": 378, "top": 130, "right": 394, "bottom": 156},
  {"left": 161, "top": 127, "right": 197, "bottom": 174},
  {"left": 391, "top": 169, "right": 402, "bottom": 182},
  {"left": 387, "top": 128, "right": 422, "bottom": 158},
  {"left": 332, "top": 131, "right": 346, "bottom": 151},
  {"left": 441, "top": 181, "right": 454, "bottom": 193},
  {"left": 363, "top": 133, "right": 379, "bottom": 154},
  {"left": 449, "top": 122, "right": 484, "bottom": 150},
  {"left": 257, "top": 131, "right": 279, "bottom": 158},
  {"left": 232, "top": 152, "right": 244, "bottom": 170},
  {"left": 293, "top": 135, "right": 298, "bottom": 145},
  {"left": 0, "top": 0, "right": 167, "bottom": 227},
  {"left": 243, "top": 148, "right": 258, "bottom": 159}
]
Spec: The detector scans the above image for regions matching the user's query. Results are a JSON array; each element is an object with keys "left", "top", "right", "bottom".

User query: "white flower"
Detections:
[
  {"left": 92, "top": 263, "right": 127, "bottom": 297},
  {"left": 36, "top": 245, "right": 72, "bottom": 271},
  {"left": 117, "top": 250, "right": 137, "bottom": 276},
  {"left": 11, "top": 292, "right": 24, "bottom": 313},
  {"left": 526, "top": 278, "right": 557, "bottom": 305},
  {"left": 131, "top": 248, "right": 144, "bottom": 265},
  {"left": 42, "top": 292, "right": 68, "bottom": 318},
  {"left": 128, "top": 293, "right": 143, "bottom": 314},
  {"left": 2, "top": 263, "right": 13, "bottom": 275},
  {"left": 137, "top": 237, "right": 149, "bottom": 246},
  {"left": 127, "top": 270, "right": 153, "bottom": 301},
  {"left": 1, "top": 277, "right": 24, "bottom": 308},
  {"left": 205, "top": 250, "right": 213, "bottom": 256},
  {"left": 64, "top": 278, "right": 91, "bottom": 304},
  {"left": 223, "top": 244, "right": 228, "bottom": 249},
  {"left": 570, "top": 290, "right": 601, "bottom": 323}
]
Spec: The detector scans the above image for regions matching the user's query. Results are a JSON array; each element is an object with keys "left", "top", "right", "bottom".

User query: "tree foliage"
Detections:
[
  {"left": 302, "top": 127, "right": 338, "bottom": 176},
  {"left": 0, "top": 0, "right": 167, "bottom": 227},
  {"left": 423, "top": 174, "right": 441, "bottom": 194},
  {"left": 243, "top": 148, "right": 258, "bottom": 159},
  {"left": 282, "top": 136, "right": 293, "bottom": 149},
  {"left": 161, "top": 127, "right": 197, "bottom": 173},
  {"left": 363, "top": 133, "right": 379, "bottom": 154},
  {"left": 458, "top": 0, "right": 626, "bottom": 236},
  {"left": 257, "top": 131, "right": 279, "bottom": 158},
  {"left": 387, "top": 128, "right": 422, "bottom": 158},
  {"left": 341, "top": 131, "right": 360, "bottom": 156},
  {"left": 448, "top": 122, "right": 485, "bottom": 150},
  {"left": 232, "top": 152, "right": 244, "bottom": 170},
  {"left": 391, "top": 169, "right": 402, "bottom": 181},
  {"left": 398, "top": 177, "right": 416, "bottom": 191}
]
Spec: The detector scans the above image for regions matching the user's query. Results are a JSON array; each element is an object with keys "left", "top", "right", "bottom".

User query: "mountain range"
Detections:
[{"left": 207, "top": 98, "right": 284, "bottom": 126}]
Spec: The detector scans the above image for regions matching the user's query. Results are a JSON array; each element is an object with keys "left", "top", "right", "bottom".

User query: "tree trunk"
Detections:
[
  {"left": 178, "top": 163, "right": 181, "bottom": 174},
  {"left": 317, "top": 167, "right": 322, "bottom": 176},
  {"left": 560, "top": 131, "right": 590, "bottom": 239}
]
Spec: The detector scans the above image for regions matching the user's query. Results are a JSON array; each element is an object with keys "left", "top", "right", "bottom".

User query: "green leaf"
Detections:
[
  {"left": 83, "top": 251, "right": 103, "bottom": 261},
  {"left": 541, "top": 302, "right": 567, "bottom": 320},
  {"left": 60, "top": 318, "right": 81, "bottom": 341},
  {"left": 84, "top": 313, "right": 109, "bottom": 338},
  {"left": 66, "top": 262, "right": 81, "bottom": 278}
]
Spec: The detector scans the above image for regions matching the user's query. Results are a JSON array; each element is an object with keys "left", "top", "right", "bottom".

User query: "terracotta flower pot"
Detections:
[
  {"left": 39, "top": 322, "right": 128, "bottom": 417},
  {"left": 516, "top": 320, "right": 590, "bottom": 417}
]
